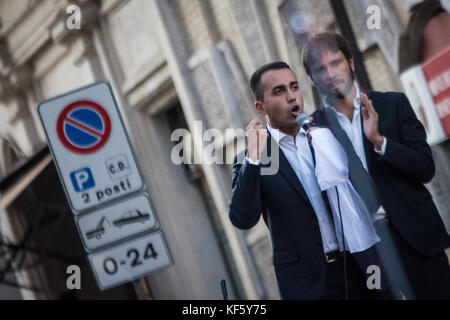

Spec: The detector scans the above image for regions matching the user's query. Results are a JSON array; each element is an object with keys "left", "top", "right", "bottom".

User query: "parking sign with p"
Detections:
[
  {"left": 37, "top": 82, "right": 144, "bottom": 213},
  {"left": 70, "top": 167, "right": 95, "bottom": 192}
]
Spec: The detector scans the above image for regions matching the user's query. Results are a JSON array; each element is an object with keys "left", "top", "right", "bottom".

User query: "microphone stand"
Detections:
[{"left": 335, "top": 186, "right": 349, "bottom": 300}]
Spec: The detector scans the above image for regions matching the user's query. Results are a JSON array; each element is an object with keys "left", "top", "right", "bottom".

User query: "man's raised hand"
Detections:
[
  {"left": 361, "top": 93, "right": 384, "bottom": 150},
  {"left": 246, "top": 119, "right": 268, "bottom": 162}
]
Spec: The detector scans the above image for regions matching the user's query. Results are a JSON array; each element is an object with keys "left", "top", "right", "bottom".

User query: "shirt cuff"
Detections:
[
  {"left": 245, "top": 157, "right": 261, "bottom": 165},
  {"left": 374, "top": 137, "right": 387, "bottom": 156}
]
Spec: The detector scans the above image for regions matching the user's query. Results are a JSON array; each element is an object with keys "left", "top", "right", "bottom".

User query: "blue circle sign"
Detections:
[{"left": 57, "top": 100, "right": 112, "bottom": 154}]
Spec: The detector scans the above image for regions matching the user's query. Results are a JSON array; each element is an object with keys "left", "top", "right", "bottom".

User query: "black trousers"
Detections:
[
  {"left": 323, "top": 217, "right": 450, "bottom": 300},
  {"left": 352, "top": 245, "right": 395, "bottom": 299},
  {"left": 323, "top": 253, "right": 381, "bottom": 300},
  {"left": 373, "top": 217, "right": 450, "bottom": 300}
]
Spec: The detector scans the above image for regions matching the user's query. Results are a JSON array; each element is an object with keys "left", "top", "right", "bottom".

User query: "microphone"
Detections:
[{"left": 296, "top": 113, "right": 312, "bottom": 131}]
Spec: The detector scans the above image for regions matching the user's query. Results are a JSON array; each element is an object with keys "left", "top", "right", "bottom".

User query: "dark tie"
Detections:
[{"left": 323, "top": 108, "right": 381, "bottom": 216}]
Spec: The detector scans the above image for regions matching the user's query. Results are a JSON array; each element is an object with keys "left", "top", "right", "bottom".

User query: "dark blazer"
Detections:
[
  {"left": 312, "top": 90, "right": 450, "bottom": 257},
  {"left": 229, "top": 136, "right": 331, "bottom": 299}
]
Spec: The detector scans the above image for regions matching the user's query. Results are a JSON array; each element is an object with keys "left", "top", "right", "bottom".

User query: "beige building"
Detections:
[{"left": 0, "top": 0, "right": 449, "bottom": 299}]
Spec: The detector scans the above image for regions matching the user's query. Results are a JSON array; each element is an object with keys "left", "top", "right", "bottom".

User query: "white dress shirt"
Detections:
[
  {"left": 323, "top": 83, "right": 387, "bottom": 219},
  {"left": 246, "top": 123, "right": 339, "bottom": 253},
  {"left": 310, "top": 128, "right": 380, "bottom": 253}
]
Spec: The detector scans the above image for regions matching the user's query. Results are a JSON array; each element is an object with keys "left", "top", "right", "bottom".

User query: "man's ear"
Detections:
[
  {"left": 349, "top": 58, "right": 355, "bottom": 73},
  {"left": 255, "top": 101, "right": 266, "bottom": 116},
  {"left": 305, "top": 69, "right": 316, "bottom": 86}
]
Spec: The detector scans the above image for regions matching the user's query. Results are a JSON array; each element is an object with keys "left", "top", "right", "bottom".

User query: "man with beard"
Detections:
[
  {"left": 229, "top": 61, "right": 382, "bottom": 299},
  {"left": 303, "top": 32, "right": 450, "bottom": 299}
]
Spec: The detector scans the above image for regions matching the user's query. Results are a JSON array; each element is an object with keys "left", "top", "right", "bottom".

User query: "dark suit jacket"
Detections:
[
  {"left": 312, "top": 90, "right": 450, "bottom": 257},
  {"left": 229, "top": 136, "right": 331, "bottom": 299}
]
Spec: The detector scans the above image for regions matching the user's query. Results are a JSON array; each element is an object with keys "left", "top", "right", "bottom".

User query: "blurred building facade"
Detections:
[{"left": 0, "top": 0, "right": 448, "bottom": 299}]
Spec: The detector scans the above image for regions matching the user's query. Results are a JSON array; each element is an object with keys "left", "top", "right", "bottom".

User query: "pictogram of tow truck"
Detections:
[{"left": 85, "top": 210, "right": 151, "bottom": 239}]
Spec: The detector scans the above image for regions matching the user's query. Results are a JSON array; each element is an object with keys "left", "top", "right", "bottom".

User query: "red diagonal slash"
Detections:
[{"left": 65, "top": 116, "right": 105, "bottom": 139}]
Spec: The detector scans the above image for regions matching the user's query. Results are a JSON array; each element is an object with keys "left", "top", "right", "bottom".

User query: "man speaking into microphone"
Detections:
[{"left": 229, "top": 61, "right": 382, "bottom": 299}]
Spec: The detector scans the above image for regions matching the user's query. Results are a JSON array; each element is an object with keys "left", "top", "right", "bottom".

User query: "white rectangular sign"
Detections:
[
  {"left": 37, "top": 81, "right": 144, "bottom": 213},
  {"left": 88, "top": 231, "right": 172, "bottom": 291},
  {"left": 76, "top": 193, "right": 158, "bottom": 251},
  {"left": 400, "top": 66, "right": 446, "bottom": 145}
]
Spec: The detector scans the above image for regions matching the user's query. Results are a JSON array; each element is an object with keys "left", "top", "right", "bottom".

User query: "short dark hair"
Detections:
[
  {"left": 250, "top": 61, "right": 292, "bottom": 101},
  {"left": 302, "top": 33, "right": 353, "bottom": 76}
]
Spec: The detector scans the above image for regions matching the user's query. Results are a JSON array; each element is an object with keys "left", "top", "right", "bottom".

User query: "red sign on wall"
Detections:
[{"left": 422, "top": 47, "right": 450, "bottom": 137}]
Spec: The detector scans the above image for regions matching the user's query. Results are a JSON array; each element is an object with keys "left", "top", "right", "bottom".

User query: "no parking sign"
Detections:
[
  {"left": 37, "top": 82, "right": 144, "bottom": 213},
  {"left": 56, "top": 100, "right": 112, "bottom": 154}
]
